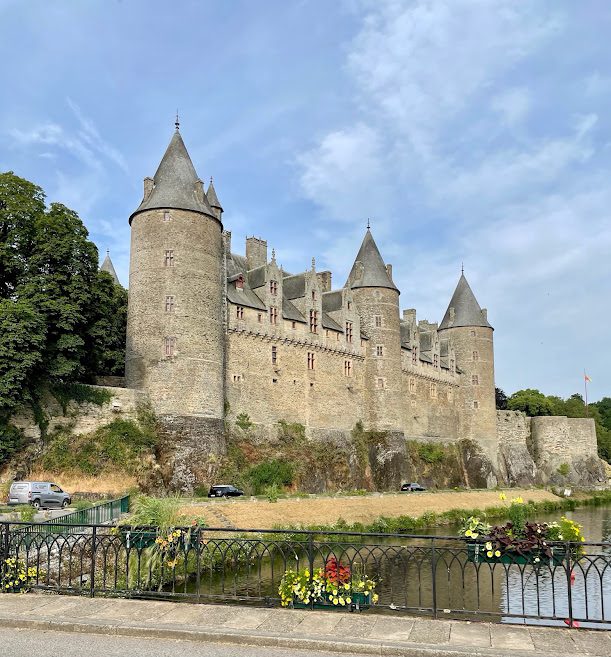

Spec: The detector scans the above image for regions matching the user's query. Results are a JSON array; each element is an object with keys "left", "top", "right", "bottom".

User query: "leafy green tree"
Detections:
[
  {"left": 0, "top": 172, "right": 44, "bottom": 297},
  {"left": 495, "top": 387, "right": 508, "bottom": 410},
  {"left": 507, "top": 389, "right": 555, "bottom": 416},
  {"left": 0, "top": 298, "right": 45, "bottom": 418},
  {"left": 84, "top": 271, "right": 128, "bottom": 377},
  {"left": 592, "top": 397, "right": 611, "bottom": 431}
]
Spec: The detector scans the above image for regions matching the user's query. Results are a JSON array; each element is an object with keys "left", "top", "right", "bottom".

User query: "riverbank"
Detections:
[{"left": 178, "top": 488, "right": 611, "bottom": 532}]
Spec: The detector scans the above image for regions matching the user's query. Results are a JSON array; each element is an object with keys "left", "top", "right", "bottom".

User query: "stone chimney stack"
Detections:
[
  {"left": 317, "top": 271, "right": 332, "bottom": 292},
  {"left": 246, "top": 237, "right": 268, "bottom": 270},
  {"left": 403, "top": 308, "right": 417, "bottom": 322}
]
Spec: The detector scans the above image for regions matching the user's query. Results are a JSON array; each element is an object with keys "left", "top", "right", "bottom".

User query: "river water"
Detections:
[{"left": 192, "top": 505, "right": 611, "bottom": 628}]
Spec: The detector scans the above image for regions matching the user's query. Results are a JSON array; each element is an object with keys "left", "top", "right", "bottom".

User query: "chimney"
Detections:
[
  {"left": 317, "top": 271, "right": 332, "bottom": 293},
  {"left": 403, "top": 308, "right": 416, "bottom": 322},
  {"left": 223, "top": 230, "right": 232, "bottom": 255},
  {"left": 194, "top": 179, "right": 205, "bottom": 205},
  {"left": 143, "top": 177, "right": 154, "bottom": 200},
  {"left": 246, "top": 237, "right": 268, "bottom": 270},
  {"left": 386, "top": 263, "right": 393, "bottom": 280}
]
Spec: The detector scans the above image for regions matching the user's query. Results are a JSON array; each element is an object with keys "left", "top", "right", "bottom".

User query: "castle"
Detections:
[{"left": 117, "top": 124, "right": 604, "bottom": 490}]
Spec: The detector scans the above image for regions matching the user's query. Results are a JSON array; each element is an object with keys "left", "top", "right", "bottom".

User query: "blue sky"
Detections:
[{"left": 1, "top": 0, "right": 610, "bottom": 401}]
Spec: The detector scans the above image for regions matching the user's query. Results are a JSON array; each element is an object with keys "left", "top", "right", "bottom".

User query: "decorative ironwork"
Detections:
[{"left": 1, "top": 523, "right": 610, "bottom": 628}]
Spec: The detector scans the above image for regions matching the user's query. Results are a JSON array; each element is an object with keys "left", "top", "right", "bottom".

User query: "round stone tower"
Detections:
[
  {"left": 126, "top": 124, "right": 224, "bottom": 420},
  {"left": 346, "top": 229, "right": 402, "bottom": 432},
  {"left": 438, "top": 273, "right": 497, "bottom": 458}
]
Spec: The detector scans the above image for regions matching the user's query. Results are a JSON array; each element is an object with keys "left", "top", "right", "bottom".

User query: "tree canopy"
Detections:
[{"left": 0, "top": 171, "right": 127, "bottom": 425}]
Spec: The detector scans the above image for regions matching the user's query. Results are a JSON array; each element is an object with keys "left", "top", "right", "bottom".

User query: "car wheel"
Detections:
[
  {"left": 32, "top": 500, "right": 41, "bottom": 510},
  {"left": 62, "top": 499, "right": 69, "bottom": 508}
]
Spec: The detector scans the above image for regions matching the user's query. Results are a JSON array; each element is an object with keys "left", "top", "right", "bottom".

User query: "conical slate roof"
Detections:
[
  {"left": 439, "top": 273, "right": 492, "bottom": 330},
  {"left": 100, "top": 250, "right": 120, "bottom": 286},
  {"left": 206, "top": 178, "right": 222, "bottom": 210},
  {"left": 345, "top": 229, "right": 398, "bottom": 291},
  {"left": 129, "top": 129, "right": 213, "bottom": 223}
]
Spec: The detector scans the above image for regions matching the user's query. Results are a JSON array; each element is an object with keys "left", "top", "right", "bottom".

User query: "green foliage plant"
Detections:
[
  {"left": 264, "top": 483, "right": 280, "bottom": 503},
  {"left": 248, "top": 459, "right": 294, "bottom": 494},
  {"left": 19, "top": 505, "right": 37, "bottom": 522},
  {"left": 417, "top": 443, "right": 445, "bottom": 464},
  {"left": 0, "top": 422, "right": 24, "bottom": 468},
  {"left": 235, "top": 413, "right": 253, "bottom": 431},
  {"left": 50, "top": 383, "right": 112, "bottom": 415},
  {"left": 557, "top": 463, "right": 570, "bottom": 477}
]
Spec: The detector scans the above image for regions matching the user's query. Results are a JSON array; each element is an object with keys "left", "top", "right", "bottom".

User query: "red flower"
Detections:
[{"left": 325, "top": 557, "right": 351, "bottom": 584}]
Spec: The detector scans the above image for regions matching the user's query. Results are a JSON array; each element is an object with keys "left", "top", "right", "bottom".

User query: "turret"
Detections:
[
  {"left": 206, "top": 177, "right": 223, "bottom": 222},
  {"left": 346, "top": 228, "right": 402, "bottom": 432},
  {"left": 126, "top": 121, "right": 225, "bottom": 419},
  {"left": 100, "top": 249, "right": 121, "bottom": 286},
  {"left": 438, "top": 272, "right": 496, "bottom": 457}
]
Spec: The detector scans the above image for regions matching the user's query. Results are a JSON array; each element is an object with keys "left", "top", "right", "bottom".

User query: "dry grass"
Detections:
[
  {"left": 28, "top": 470, "right": 136, "bottom": 496},
  {"left": 179, "top": 488, "right": 560, "bottom": 530}
]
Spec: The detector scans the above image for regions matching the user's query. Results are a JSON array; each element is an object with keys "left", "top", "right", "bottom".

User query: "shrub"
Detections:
[
  {"left": 557, "top": 463, "right": 570, "bottom": 477},
  {"left": 19, "top": 505, "right": 37, "bottom": 522},
  {"left": 50, "top": 383, "right": 112, "bottom": 415},
  {"left": 277, "top": 420, "right": 306, "bottom": 443},
  {"left": 417, "top": 443, "right": 445, "bottom": 464},
  {"left": 126, "top": 495, "right": 183, "bottom": 529},
  {"left": 235, "top": 413, "right": 253, "bottom": 431},
  {"left": 0, "top": 422, "right": 24, "bottom": 467},
  {"left": 264, "top": 483, "right": 281, "bottom": 503},
  {"left": 248, "top": 459, "right": 294, "bottom": 494}
]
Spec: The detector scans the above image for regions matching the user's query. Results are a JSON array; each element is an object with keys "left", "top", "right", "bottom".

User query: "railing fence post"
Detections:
[
  {"left": 1, "top": 523, "right": 10, "bottom": 592},
  {"left": 308, "top": 532, "right": 314, "bottom": 608},
  {"left": 431, "top": 538, "right": 438, "bottom": 619},
  {"left": 565, "top": 542, "right": 573, "bottom": 627},
  {"left": 90, "top": 525, "right": 97, "bottom": 597}
]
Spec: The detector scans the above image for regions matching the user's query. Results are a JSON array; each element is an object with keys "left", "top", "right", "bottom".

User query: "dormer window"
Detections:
[
  {"left": 269, "top": 307, "right": 278, "bottom": 325},
  {"left": 345, "top": 321, "right": 353, "bottom": 343},
  {"left": 412, "top": 347, "right": 418, "bottom": 365},
  {"left": 270, "top": 280, "right": 278, "bottom": 296},
  {"left": 236, "top": 275, "right": 244, "bottom": 290},
  {"left": 309, "top": 310, "right": 318, "bottom": 333},
  {"left": 433, "top": 354, "right": 439, "bottom": 368}
]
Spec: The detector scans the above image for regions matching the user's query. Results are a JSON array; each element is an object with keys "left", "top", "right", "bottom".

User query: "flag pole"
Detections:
[{"left": 584, "top": 370, "right": 589, "bottom": 417}]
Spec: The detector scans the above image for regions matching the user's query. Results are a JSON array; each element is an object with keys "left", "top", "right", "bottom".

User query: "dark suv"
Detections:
[{"left": 208, "top": 485, "right": 244, "bottom": 498}]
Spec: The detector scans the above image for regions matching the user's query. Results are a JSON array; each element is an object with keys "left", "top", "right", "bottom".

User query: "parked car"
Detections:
[
  {"left": 400, "top": 482, "right": 427, "bottom": 492},
  {"left": 208, "top": 485, "right": 244, "bottom": 498},
  {"left": 7, "top": 481, "right": 71, "bottom": 509}
]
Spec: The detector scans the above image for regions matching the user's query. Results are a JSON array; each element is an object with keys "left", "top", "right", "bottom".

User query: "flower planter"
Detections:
[
  {"left": 292, "top": 592, "right": 371, "bottom": 611},
  {"left": 118, "top": 528, "right": 158, "bottom": 550},
  {"left": 467, "top": 542, "right": 567, "bottom": 566}
]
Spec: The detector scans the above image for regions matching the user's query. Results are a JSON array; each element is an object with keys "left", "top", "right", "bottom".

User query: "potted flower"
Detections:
[
  {"left": 461, "top": 495, "right": 585, "bottom": 565},
  {"left": 278, "top": 557, "right": 379, "bottom": 610}
]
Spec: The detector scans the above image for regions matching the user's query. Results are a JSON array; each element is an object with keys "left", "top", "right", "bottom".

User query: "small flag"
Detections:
[{"left": 585, "top": 373, "right": 591, "bottom": 383}]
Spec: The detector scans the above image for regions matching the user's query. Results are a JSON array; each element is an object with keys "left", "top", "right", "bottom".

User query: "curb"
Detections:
[{"left": 0, "top": 615, "right": 577, "bottom": 657}]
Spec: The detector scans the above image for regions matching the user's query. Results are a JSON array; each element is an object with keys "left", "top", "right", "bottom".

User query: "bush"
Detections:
[
  {"left": 235, "top": 413, "right": 253, "bottom": 431},
  {"left": 0, "top": 422, "right": 24, "bottom": 467},
  {"left": 417, "top": 443, "right": 445, "bottom": 464},
  {"left": 19, "top": 505, "right": 36, "bottom": 522},
  {"left": 557, "top": 463, "right": 570, "bottom": 477},
  {"left": 248, "top": 459, "right": 294, "bottom": 495},
  {"left": 126, "top": 495, "right": 183, "bottom": 529},
  {"left": 50, "top": 383, "right": 112, "bottom": 415},
  {"left": 264, "top": 484, "right": 281, "bottom": 503}
]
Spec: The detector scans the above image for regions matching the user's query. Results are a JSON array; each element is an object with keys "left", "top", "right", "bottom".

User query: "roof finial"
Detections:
[
  {"left": 461, "top": 262, "right": 464, "bottom": 275},
  {"left": 106, "top": 248, "right": 110, "bottom": 255},
  {"left": 175, "top": 110, "right": 180, "bottom": 131},
  {"left": 271, "top": 248, "right": 276, "bottom": 263},
  {"left": 210, "top": 176, "right": 213, "bottom": 183},
  {"left": 311, "top": 257, "right": 316, "bottom": 271},
  {"left": 367, "top": 218, "right": 371, "bottom": 230}
]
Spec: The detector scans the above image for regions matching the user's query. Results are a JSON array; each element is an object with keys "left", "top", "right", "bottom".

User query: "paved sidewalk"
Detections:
[{"left": 0, "top": 594, "right": 610, "bottom": 657}]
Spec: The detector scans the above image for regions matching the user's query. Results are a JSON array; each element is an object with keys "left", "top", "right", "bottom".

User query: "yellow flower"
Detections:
[
  {"left": 499, "top": 492, "right": 507, "bottom": 501},
  {"left": 372, "top": 594, "right": 379, "bottom": 604},
  {"left": 494, "top": 550, "right": 501, "bottom": 557},
  {"left": 485, "top": 542, "right": 493, "bottom": 550},
  {"left": 471, "top": 533, "right": 479, "bottom": 539},
  {"left": 346, "top": 597, "right": 352, "bottom": 604},
  {"left": 486, "top": 551, "right": 493, "bottom": 558},
  {"left": 465, "top": 530, "right": 472, "bottom": 537},
  {"left": 512, "top": 496, "right": 524, "bottom": 504}
]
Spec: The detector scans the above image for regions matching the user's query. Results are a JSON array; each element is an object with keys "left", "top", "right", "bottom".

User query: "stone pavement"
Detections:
[{"left": 0, "top": 594, "right": 610, "bottom": 656}]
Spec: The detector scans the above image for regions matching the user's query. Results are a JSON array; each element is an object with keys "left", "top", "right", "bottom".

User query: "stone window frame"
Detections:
[
  {"left": 376, "top": 345, "right": 384, "bottom": 357},
  {"left": 269, "top": 307, "right": 278, "bottom": 325},
  {"left": 470, "top": 329, "right": 476, "bottom": 337},
  {"left": 307, "top": 351, "right": 315, "bottom": 370},
  {"left": 257, "top": 313, "right": 262, "bottom": 323},
  {"left": 164, "top": 250, "right": 174, "bottom": 267},
  {"left": 430, "top": 382, "right": 437, "bottom": 398},
  {"left": 347, "top": 301, "right": 352, "bottom": 310},
  {"left": 271, "top": 345, "right": 278, "bottom": 365},
  {"left": 164, "top": 336, "right": 176, "bottom": 357},
  {"left": 309, "top": 309, "right": 318, "bottom": 334},
  {"left": 270, "top": 280, "right": 278, "bottom": 296},
  {"left": 409, "top": 377, "right": 416, "bottom": 393},
  {"left": 473, "top": 400, "right": 479, "bottom": 410},
  {"left": 344, "top": 359, "right": 352, "bottom": 377},
  {"left": 374, "top": 315, "right": 382, "bottom": 328},
  {"left": 433, "top": 354, "right": 439, "bottom": 368},
  {"left": 450, "top": 358, "right": 455, "bottom": 373},
  {"left": 375, "top": 377, "right": 385, "bottom": 390},
  {"left": 233, "top": 374, "right": 242, "bottom": 383},
  {"left": 412, "top": 347, "right": 418, "bottom": 365},
  {"left": 345, "top": 321, "right": 353, "bottom": 343},
  {"left": 163, "top": 211, "right": 171, "bottom": 222},
  {"left": 236, "top": 305, "right": 244, "bottom": 320},
  {"left": 472, "top": 350, "right": 479, "bottom": 361},
  {"left": 291, "top": 321, "right": 296, "bottom": 329},
  {"left": 165, "top": 295, "right": 175, "bottom": 313},
  {"left": 471, "top": 374, "right": 479, "bottom": 385}
]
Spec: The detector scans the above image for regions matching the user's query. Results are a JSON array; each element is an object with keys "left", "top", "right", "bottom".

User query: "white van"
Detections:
[{"left": 7, "top": 481, "right": 71, "bottom": 509}]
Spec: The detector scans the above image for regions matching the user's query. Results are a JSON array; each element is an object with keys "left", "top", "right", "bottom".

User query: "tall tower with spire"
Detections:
[
  {"left": 126, "top": 123, "right": 225, "bottom": 420},
  {"left": 346, "top": 228, "right": 402, "bottom": 432},
  {"left": 438, "top": 273, "right": 497, "bottom": 458}
]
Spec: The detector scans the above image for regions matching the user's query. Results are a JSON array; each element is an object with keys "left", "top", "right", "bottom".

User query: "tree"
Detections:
[
  {"left": 84, "top": 271, "right": 128, "bottom": 377},
  {"left": 495, "top": 387, "right": 508, "bottom": 410},
  {"left": 592, "top": 397, "right": 611, "bottom": 431},
  {"left": 507, "top": 389, "right": 555, "bottom": 416}
]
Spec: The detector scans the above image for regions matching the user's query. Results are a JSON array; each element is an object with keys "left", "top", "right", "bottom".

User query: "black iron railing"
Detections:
[{"left": 1, "top": 523, "right": 610, "bottom": 628}]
